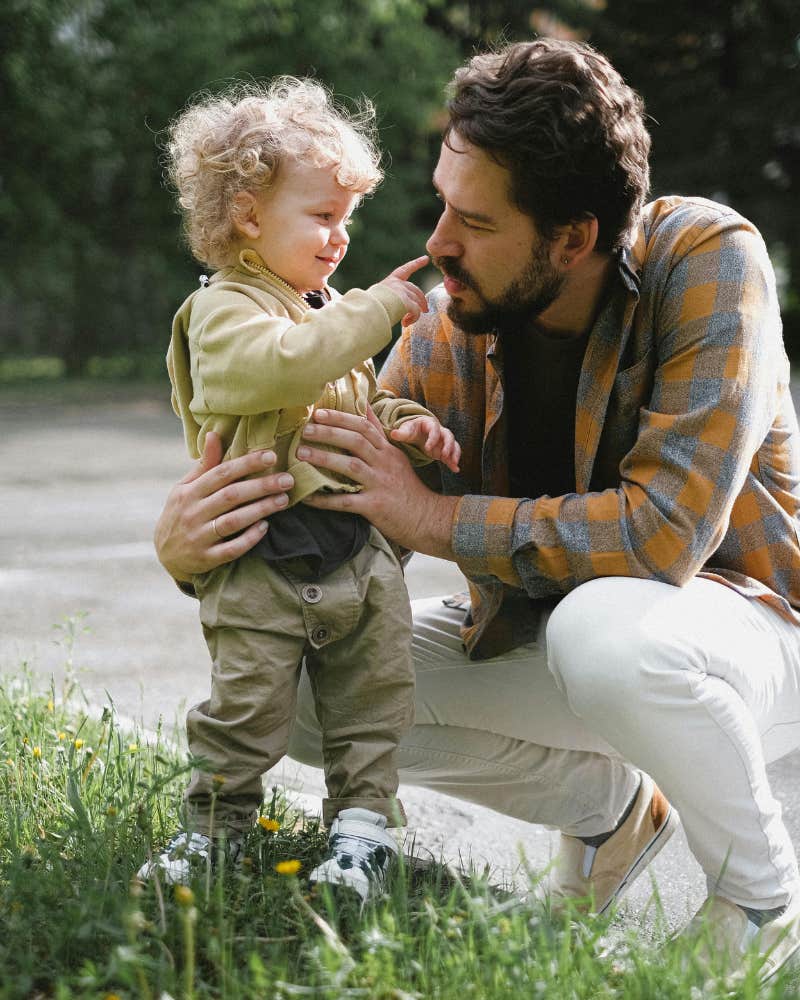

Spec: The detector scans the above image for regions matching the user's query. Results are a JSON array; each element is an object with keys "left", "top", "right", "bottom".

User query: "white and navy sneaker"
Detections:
[
  {"left": 308, "top": 808, "right": 398, "bottom": 904},
  {"left": 136, "top": 831, "right": 242, "bottom": 885}
]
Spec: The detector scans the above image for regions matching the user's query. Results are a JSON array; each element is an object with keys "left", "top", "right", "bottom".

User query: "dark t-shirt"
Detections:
[{"left": 501, "top": 327, "right": 588, "bottom": 500}]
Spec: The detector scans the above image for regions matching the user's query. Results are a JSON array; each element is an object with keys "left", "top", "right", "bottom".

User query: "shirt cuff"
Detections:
[
  {"left": 366, "top": 283, "right": 407, "bottom": 327},
  {"left": 451, "top": 494, "right": 523, "bottom": 587}
]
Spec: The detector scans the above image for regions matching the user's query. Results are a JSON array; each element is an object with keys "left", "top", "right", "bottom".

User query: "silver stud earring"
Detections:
[{"left": 561, "top": 256, "right": 570, "bottom": 265}]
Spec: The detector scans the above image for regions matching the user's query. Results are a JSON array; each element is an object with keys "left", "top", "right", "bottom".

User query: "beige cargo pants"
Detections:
[{"left": 185, "top": 526, "right": 414, "bottom": 835}]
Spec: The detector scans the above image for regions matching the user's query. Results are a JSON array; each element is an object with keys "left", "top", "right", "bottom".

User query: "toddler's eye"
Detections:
[{"left": 316, "top": 212, "right": 333, "bottom": 222}]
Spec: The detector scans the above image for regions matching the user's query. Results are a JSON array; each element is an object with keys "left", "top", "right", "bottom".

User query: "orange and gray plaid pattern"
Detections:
[{"left": 380, "top": 196, "right": 800, "bottom": 659}]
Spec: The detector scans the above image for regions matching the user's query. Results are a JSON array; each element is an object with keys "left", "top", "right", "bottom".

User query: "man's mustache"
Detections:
[{"left": 431, "top": 256, "right": 478, "bottom": 292}]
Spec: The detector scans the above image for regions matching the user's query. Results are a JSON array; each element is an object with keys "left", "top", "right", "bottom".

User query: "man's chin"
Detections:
[{"left": 445, "top": 299, "right": 495, "bottom": 336}]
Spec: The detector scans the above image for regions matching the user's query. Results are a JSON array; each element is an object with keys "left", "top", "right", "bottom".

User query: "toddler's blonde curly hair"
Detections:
[{"left": 166, "top": 77, "right": 383, "bottom": 268}]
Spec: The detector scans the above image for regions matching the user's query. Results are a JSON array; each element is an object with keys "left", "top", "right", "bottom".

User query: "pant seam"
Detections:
[
  {"left": 683, "top": 667, "right": 794, "bottom": 899},
  {"left": 400, "top": 736, "right": 606, "bottom": 823}
]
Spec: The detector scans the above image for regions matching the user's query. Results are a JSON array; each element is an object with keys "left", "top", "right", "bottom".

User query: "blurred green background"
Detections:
[{"left": 1, "top": 0, "right": 799, "bottom": 381}]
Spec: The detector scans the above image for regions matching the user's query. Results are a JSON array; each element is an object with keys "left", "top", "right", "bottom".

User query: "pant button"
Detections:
[
  {"left": 302, "top": 584, "right": 322, "bottom": 604},
  {"left": 311, "top": 625, "right": 329, "bottom": 644}
]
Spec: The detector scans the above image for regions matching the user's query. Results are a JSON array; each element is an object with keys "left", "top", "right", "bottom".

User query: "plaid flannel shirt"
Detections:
[{"left": 380, "top": 196, "right": 800, "bottom": 659}]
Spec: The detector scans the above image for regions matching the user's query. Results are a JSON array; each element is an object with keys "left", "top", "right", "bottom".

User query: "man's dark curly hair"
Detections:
[{"left": 445, "top": 38, "right": 651, "bottom": 252}]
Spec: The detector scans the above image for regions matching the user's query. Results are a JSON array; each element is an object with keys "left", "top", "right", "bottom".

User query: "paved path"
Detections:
[{"left": 1, "top": 382, "right": 798, "bottom": 934}]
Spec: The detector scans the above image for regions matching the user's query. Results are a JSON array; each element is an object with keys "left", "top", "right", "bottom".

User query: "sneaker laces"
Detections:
[
  {"left": 164, "top": 831, "right": 242, "bottom": 865},
  {"left": 165, "top": 831, "right": 211, "bottom": 858}
]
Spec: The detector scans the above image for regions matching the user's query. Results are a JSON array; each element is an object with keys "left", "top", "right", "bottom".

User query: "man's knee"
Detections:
[{"left": 545, "top": 578, "right": 667, "bottom": 717}]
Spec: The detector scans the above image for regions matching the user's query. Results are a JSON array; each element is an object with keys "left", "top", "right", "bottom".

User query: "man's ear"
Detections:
[
  {"left": 231, "top": 191, "right": 261, "bottom": 240},
  {"left": 552, "top": 216, "right": 600, "bottom": 270}
]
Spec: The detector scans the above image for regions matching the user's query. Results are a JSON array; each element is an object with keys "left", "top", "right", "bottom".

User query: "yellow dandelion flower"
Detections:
[
  {"left": 73, "top": 738, "right": 84, "bottom": 750},
  {"left": 274, "top": 859, "right": 301, "bottom": 876},
  {"left": 175, "top": 885, "right": 195, "bottom": 907},
  {"left": 128, "top": 743, "right": 139, "bottom": 753},
  {"left": 5, "top": 758, "right": 13, "bottom": 767},
  {"left": 211, "top": 773, "right": 226, "bottom": 787},
  {"left": 103, "top": 993, "right": 122, "bottom": 1000},
  {"left": 32, "top": 747, "right": 41, "bottom": 759},
  {"left": 106, "top": 805, "right": 118, "bottom": 817},
  {"left": 258, "top": 816, "right": 280, "bottom": 832},
  {"left": 22, "top": 737, "right": 29, "bottom": 745},
  {"left": 57, "top": 732, "right": 66, "bottom": 740},
  {"left": 47, "top": 699, "right": 54, "bottom": 712}
]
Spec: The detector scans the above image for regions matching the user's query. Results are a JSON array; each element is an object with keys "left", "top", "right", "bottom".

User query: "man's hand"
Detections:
[
  {"left": 298, "top": 407, "right": 459, "bottom": 559},
  {"left": 390, "top": 415, "right": 461, "bottom": 473},
  {"left": 153, "top": 432, "right": 294, "bottom": 582}
]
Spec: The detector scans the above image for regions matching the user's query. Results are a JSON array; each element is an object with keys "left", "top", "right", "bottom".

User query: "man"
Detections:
[{"left": 155, "top": 39, "right": 800, "bottom": 980}]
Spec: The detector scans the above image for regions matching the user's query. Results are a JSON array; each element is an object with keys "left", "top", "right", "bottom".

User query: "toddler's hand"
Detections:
[
  {"left": 390, "top": 416, "right": 461, "bottom": 473},
  {"left": 379, "top": 256, "right": 430, "bottom": 327}
]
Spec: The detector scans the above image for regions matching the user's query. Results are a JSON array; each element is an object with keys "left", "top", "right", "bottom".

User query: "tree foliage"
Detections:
[{"left": 1, "top": 0, "right": 798, "bottom": 373}]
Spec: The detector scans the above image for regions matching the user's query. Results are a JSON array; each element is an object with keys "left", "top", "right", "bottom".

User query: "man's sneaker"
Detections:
[
  {"left": 136, "top": 831, "right": 242, "bottom": 885},
  {"left": 548, "top": 771, "right": 678, "bottom": 915},
  {"left": 678, "top": 892, "right": 800, "bottom": 985},
  {"left": 308, "top": 808, "right": 398, "bottom": 904}
]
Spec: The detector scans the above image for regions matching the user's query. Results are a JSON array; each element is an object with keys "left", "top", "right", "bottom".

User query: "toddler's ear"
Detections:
[{"left": 231, "top": 192, "right": 261, "bottom": 239}]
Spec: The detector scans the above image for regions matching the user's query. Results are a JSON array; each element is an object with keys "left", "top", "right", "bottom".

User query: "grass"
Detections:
[{"left": 1, "top": 635, "right": 798, "bottom": 998}]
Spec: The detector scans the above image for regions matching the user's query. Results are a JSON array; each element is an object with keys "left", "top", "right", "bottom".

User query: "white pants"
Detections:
[{"left": 289, "top": 576, "right": 800, "bottom": 909}]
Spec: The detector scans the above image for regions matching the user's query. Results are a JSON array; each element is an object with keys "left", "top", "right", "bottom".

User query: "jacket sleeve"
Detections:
[
  {"left": 195, "top": 284, "right": 405, "bottom": 415},
  {"left": 451, "top": 215, "right": 783, "bottom": 596},
  {"left": 337, "top": 356, "right": 435, "bottom": 466}
]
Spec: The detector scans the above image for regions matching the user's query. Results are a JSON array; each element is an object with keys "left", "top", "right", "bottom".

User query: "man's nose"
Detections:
[{"left": 426, "top": 211, "right": 460, "bottom": 259}]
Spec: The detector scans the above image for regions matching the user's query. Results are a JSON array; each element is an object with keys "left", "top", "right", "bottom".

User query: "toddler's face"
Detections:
[{"left": 251, "top": 161, "right": 358, "bottom": 294}]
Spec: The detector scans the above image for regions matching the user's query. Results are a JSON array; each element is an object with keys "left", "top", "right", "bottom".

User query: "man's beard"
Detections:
[{"left": 434, "top": 239, "right": 564, "bottom": 336}]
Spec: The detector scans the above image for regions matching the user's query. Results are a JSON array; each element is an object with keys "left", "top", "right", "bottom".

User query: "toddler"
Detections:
[{"left": 138, "top": 78, "right": 459, "bottom": 902}]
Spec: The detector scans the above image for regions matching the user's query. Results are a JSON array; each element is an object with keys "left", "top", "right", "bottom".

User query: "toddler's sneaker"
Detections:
[
  {"left": 308, "top": 807, "right": 398, "bottom": 904},
  {"left": 137, "top": 831, "right": 242, "bottom": 885}
]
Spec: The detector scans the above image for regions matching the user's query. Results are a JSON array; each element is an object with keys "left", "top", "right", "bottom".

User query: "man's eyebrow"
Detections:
[{"left": 432, "top": 175, "right": 496, "bottom": 226}]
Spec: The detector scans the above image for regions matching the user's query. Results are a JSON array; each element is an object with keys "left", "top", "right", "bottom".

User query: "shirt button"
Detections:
[
  {"left": 301, "top": 585, "right": 322, "bottom": 604},
  {"left": 311, "top": 625, "right": 329, "bottom": 644}
]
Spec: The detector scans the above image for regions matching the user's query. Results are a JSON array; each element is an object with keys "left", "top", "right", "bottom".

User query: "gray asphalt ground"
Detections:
[{"left": 1, "top": 380, "right": 798, "bottom": 937}]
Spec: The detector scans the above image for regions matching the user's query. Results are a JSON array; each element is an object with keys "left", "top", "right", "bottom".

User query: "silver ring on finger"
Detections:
[{"left": 211, "top": 517, "right": 224, "bottom": 540}]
